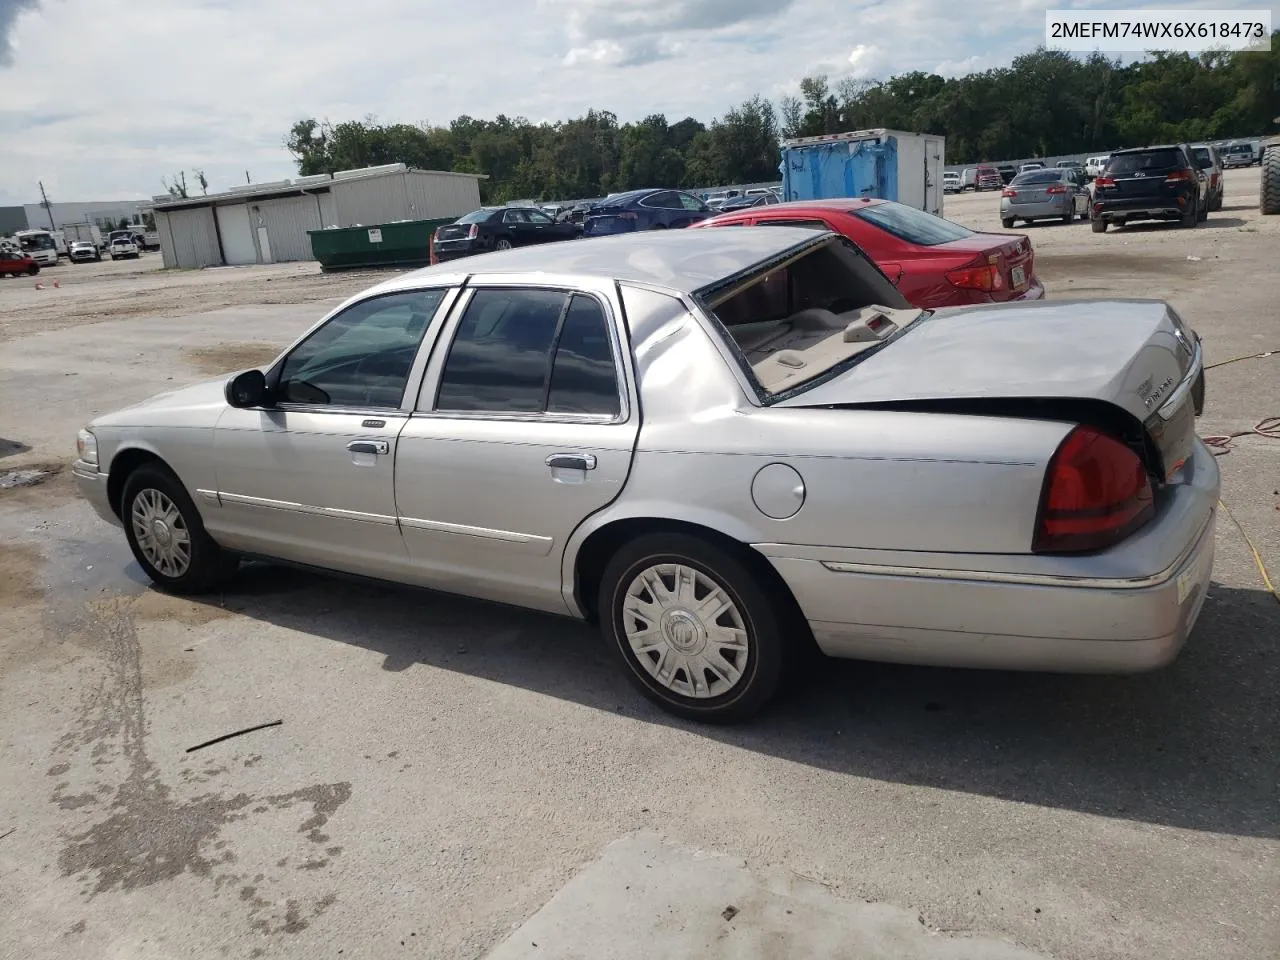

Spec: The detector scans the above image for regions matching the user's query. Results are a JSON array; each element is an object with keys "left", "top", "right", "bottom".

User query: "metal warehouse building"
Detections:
[{"left": 150, "top": 163, "right": 485, "bottom": 269}]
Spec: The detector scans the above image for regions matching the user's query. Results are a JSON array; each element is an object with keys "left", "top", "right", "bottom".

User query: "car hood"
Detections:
[
  {"left": 778, "top": 299, "right": 1193, "bottom": 424},
  {"left": 93, "top": 378, "right": 229, "bottom": 427}
]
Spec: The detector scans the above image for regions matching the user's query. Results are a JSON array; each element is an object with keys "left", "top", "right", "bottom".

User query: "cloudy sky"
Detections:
[{"left": 1, "top": 0, "right": 1275, "bottom": 204}]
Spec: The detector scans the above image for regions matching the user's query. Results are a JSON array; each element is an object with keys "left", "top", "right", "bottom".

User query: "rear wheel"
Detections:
[
  {"left": 599, "top": 533, "right": 787, "bottom": 724},
  {"left": 494, "top": 237, "right": 512, "bottom": 251},
  {"left": 1091, "top": 218, "right": 1107, "bottom": 233},
  {"left": 1197, "top": 196, "right": 1208, "bottom": 222},
  {"left": 122, "top": 464, "right": 238, "bottom": 595},
  {"left": 1001, "top": 217, "right": 1015, "bottom": 229},
  {"left": 1180, "top": 201, "right": 1199, "bottom": 228}
]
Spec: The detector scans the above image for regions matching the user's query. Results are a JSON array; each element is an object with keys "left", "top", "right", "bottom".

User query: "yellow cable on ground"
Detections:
[
  {"left": 1217, "top": 498, "right": 1280, "bottom": 604},
  {"left": 1205, "top": 349, "right": 1277, "bottom": 370}
]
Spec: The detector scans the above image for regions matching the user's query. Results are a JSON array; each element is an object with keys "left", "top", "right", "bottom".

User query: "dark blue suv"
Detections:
[{"left": 582, "top": 189, "right": 712, "bottom": 235}]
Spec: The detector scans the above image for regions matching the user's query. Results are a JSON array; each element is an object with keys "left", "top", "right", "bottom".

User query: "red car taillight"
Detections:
[
  {"left": 1165, "top": 169, "right": 1194, "bottom": 183},
  {"left": 945, "top": 261, "right": 1004, "bottom": 292},
  {"left": 1033, "top": 426, "right": 1154, "bottom": 553},
  {"left": 429, "top": 230, "right": 438, "bottom": 265},
  {"left": 467, "top": 223, "right": 479, "bottom": 239},
  {"left": 1094, "top": 176, "right": 1115, "bottom": 187},
  {"left": 1002, "top": 188, "right": 1017, "bottom": 197},
  {"left": 1045, "top": 185, "right": 1067, "bottom": 194}
]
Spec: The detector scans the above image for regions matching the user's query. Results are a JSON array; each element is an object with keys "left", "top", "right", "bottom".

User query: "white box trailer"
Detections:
[{"left": 779, "top": 129, "right": 946, "bottom": 216}]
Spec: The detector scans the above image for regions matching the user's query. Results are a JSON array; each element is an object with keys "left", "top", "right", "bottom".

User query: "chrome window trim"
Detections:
[{"left": 414, "top": 280, "right": 633, "bottom": 426}]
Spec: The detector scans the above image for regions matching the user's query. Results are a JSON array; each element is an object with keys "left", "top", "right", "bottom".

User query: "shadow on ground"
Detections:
[{"left": 160, "top": 559, "right": 1280, "bottom": 842}]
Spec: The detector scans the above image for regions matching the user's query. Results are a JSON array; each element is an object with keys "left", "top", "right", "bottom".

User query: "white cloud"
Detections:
[{"left": 5, "top": 0, "right": 1272, "bottom": 204}]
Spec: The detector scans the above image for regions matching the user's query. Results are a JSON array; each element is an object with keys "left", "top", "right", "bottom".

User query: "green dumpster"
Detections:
[{"left": 308, "top": 218, "right": 454, "bottom": 272}]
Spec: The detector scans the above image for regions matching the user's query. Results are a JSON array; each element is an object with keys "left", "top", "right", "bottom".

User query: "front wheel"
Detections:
[
  {"left": 599, "top": 533, "right": 787, "bottom": 723},
  {"left": 1001, "top": 217, "right": 1015, "bottom": 229},
  {"left": 122, "top": 464, "right": 238, "bottom": 595}
]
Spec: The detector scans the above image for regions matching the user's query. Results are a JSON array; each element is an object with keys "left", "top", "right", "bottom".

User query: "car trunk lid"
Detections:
[
  {"left": 1097, "top": 149, "right": 1187, "bottom": 199},
  {"left": 434, "top": 223, "right": 475, "bottom": 243},
  {"left": 935, "top": 233, "right": 1035, "bottom": 301},
  {"left": 778, "top": 299, "right": 1199, "bottom": 480}
]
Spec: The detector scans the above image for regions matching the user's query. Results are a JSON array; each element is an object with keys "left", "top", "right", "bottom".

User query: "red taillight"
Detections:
[
  {"left": 1045, "top": 185, "right": 1067, "bottom": 194},
  {"left": 1094, "top": 176, "right": 1115, "bottom": 187},
  {"left": 945, "top": 261, "right": 1004, "bottom": 292},
  {"left": 467, "top": 223, "right": 479, "bottom": 239},
  {"left": 1002, "top": 188, "right": 1017, "bottom": 197},
  {"left": 1165, "top": 169, "right": 1193, "bottom": 183},
  {"left": 1033, "top": 425, "right": 1154, "bottom": 553},
  {"left": 429, "top": 230, "right": 438, "bottom": 265}
]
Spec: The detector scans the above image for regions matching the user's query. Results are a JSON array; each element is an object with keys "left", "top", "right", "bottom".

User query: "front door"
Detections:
[
  {"left": 395, "top": 284, "right": 639, "bottom": 614},
  {"left": 211, "top": 288, "right": 451, "bottom": 577}
]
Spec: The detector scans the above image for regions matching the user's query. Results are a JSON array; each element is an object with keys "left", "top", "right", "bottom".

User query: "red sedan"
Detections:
[{"left": 692, "top": 198, "right": 1044, "bottom": 309}]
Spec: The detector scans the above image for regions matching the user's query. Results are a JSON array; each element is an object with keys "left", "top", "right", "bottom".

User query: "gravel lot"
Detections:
[{"left": 1, "top": 167, "right": 1277, "bottom": 960}]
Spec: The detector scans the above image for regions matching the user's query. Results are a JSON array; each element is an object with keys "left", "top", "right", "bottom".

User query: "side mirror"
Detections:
[{"left": 225, "top": 369, "right": 268, "bottom": 408}]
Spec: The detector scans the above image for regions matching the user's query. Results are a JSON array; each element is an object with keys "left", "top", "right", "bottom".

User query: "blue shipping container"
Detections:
[{"left": 780, "top": 135, "right": 899, "bottom": 203}]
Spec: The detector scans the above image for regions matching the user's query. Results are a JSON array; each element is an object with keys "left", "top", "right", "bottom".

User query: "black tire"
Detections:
[
  {"left": 599, "top": 532, "right": 787, "bottom": 723},
  {"left": 494, "top": 238, "right": 513, "bottom": 251},
  {"left": 121, "top": 464, "right": 237, "bottom": 595},
  {"left": 1197, "top": 196, "right": 1208, "bottom": 222},
  {"left": 1091, "top": 218, "right": 1107, "bottom": 233},
  {"left": 1261, "top": 147, "right": 1280, "bottom": 215},
  {"left": 1180, "top": 202, "right": 1198, "bottom": 228},
  {"left": 1001, "top": 217, "right": 1015, "bottom": 229}
]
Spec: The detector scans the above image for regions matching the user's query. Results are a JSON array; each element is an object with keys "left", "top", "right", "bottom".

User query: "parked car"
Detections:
[
  {"left": 0, "top": 245, "right": 40, "bottom": 276},
  {"left": 430, "top": 207, "right": 580, "bottom": 264},
  {"left": 1055, "top": 160, "right": 1079, "bottom": 169},
  {"left": 996, "top": 164, "right": 1018, "bottom": 185},
  {"left": 693, "top": 198, "right": 1044, "bottom": 308},
  {"left": 974, "top": 166, "right": 1003, "bottom": 191},
  {"left": 71, "top": 227, "right": 1215, "bottom": 723},
  {"left": 581, "top": 189, "right": 712, "bottom": 235},
  {"left": 559, "top": 200, "right": 601, "bottom": 225},
  {"left": 1085, "top": 155, "right": 1111, "bottom": 179},
  {"left": 943, "top": 171, "right": 961, "bottom": 193},
  {"left": 1000, "top": 167, "right": 1092, "bottom": 227},
  {"left": 108, "top": 235, "right": 140, "bottom": 260},
  {"left": 69, "top": 240, "right": 102, "bottom": 263},
  {"left": 718, "top": 193, "right": 780, "bottom": 212},
  {"left": 1091, "top": 144, "right": 1209, "bottom": 232},
  {"left": 1189, "top": 143, "right": 1225, "bottom": 212},
  {"left": 1221, "top": 142, "right": 1256, "bottom": 169},
  {"left": 1018, "top": 162, "right": 1045, "bottom": 173}
]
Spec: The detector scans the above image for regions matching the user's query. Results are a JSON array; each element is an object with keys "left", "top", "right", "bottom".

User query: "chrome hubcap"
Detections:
[
  {"left": 130, "top": 488, "right": 192, "bottom": 578},
  {"left": 622, "top": 563, "right": 749, "bottom": 699}
]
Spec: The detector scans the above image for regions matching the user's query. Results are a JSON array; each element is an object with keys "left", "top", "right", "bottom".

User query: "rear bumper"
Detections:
[
  {"left": 758, "top": 440, "right": 1220, "bottom": 673},
  {"left": 1002, "top": 199, "right": 1073, "bottom": 218},
  {"left": 1012, "top": 279, "right": 1045, "bottom": 301},
  {"left": 72, "top": 459, "right": 120, "bottom": 527},
  {"left": 1094, "top": 197, "right": 1192, "bottom": 221}
]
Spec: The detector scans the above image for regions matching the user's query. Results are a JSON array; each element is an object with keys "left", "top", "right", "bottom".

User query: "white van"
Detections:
[
  {"left": 12, "top": 229, "right": 59, "bottom": 267},
  {"left": 1084, "top": 156, "right": 1110, "bottom": 179}
]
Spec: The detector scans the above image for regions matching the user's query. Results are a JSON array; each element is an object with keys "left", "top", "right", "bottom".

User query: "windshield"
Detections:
[
  {"left": 1107, "top": 150, "right": 1182, "bottom": 173},
  {"left": 852, "top": 201, "right": 973, "bottom": 246},
  {"left": 19, "top": 234, "right": 55, "bottom": 251},
  {"left": 1012, "top": 170, "right": 1066, "bottom": 185}
]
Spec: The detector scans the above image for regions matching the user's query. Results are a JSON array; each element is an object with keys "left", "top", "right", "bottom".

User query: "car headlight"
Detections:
[{"left": 76, "top": 428, "right": 98, "bottom": 466}]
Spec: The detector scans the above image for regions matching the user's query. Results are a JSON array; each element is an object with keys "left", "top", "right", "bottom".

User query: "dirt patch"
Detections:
[
  {"left": 182, "top": 343, "right": 281, "bottom": 376},
  {"left": 91, "top": 589, "right": 232, "bottom": 627},
  {"left": 0, "top": 462, "right": 75, "bottom": 508},
  {"left": 1034, "top": 251, "right": 1202, "bottom": 279},
  {"left": 0, "top": 542, "right": 45, "bottom": 608}
]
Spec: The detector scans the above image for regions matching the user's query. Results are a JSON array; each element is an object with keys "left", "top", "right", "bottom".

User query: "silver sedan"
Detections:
[
  {"left": 1001, "top": 168, "right": 1092, "bottom": 227},
  {"left": 72, "top": 229, "right": 1218, "bottom": 723}
]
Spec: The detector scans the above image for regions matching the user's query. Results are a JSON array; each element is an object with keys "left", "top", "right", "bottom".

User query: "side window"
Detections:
[
  {"left": 644, "top": 191, "right": 679, "bottom": 209},
  {"left": 525, "top": 209, "right": 553, "bottom": 224},
  {"left": 677, "top": 192, "right": 705, "bottom": 211},
  {"left": 277, "top": 290, "right": 445, "bottom": 409},
  {"left": 502, "top": 209, "right": 528, "bottom": 224},
  {"left": 435, "top": 289, "right": 568, "bottom": 413},
  {"left": 547, "top": 296, "right": 620, "bottom": 416}
]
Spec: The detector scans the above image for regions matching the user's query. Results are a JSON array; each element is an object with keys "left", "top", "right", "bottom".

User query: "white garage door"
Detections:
[{"left": 215, "top": 204, "right": 257, "bottom": 265}]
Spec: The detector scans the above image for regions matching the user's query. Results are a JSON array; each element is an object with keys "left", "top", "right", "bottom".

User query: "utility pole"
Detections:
[
  {"left": 245, "top": 170, "right": 251, "bottom": 184},
  {"left": 38, "top": 181, "right": 55, "bottom": 229}
]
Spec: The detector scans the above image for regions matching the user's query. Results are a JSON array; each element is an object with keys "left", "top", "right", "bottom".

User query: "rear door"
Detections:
[
  {"left": 394, "top": 280, "right": 639, "bottom": 614},
  {"left": 502, "top": 208, "right": 538, "bottom": 246}
]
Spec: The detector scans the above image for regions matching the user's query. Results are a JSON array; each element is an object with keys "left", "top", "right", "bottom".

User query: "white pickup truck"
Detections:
[{"left": 108, "top": 233, "right": 140, "bottom": 260}]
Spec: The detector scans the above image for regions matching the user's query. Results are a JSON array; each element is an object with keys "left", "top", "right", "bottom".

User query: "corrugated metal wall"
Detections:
[
  {"left": 157, "top": 206, "right": 222, "bottom": 268},
  {"left": 318, "top": 192, "right": 338, "bottom": 229},
  {"left": 403, "top": 172, "right": 482, "bottom": 219},
  {"left": 257, "top": 195, "right": 324, "bottom": 262},
  {"left": 157, "top": 212, "right": 178, "bottom": 268},
  {"left": 332, "top": 175, "right": 411, "bottom": 227}
]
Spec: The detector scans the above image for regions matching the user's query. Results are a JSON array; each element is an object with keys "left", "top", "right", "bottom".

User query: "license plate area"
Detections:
[{"left": 1011, "top": 265, "right": 1026, "bottom": 289}]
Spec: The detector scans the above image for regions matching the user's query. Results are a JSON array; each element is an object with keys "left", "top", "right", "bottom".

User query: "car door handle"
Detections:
[
  {"left": 348, "top": 439, "right": 389, "bottom": 455},
  {"left": 545, "top": 453, "right": 596, "bottom": 471}
]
